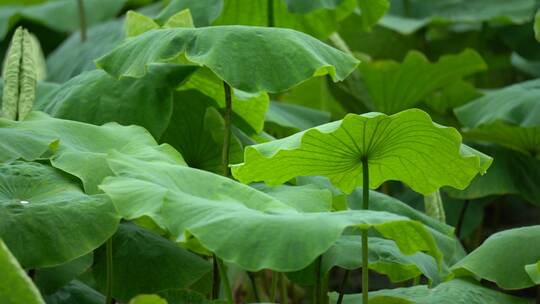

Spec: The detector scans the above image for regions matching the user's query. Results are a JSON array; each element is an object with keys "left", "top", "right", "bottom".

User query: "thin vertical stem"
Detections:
[
  {"left": 248, "top": 272, "right": 261, "bottom": 302},
  {"left": 361, "top": 157, "right": 369, "bottom": 304},
  {"left": 336, "top": 269, "right": 349, "bottom": 304},
  {"left": 402, "top": 0, "right": 411, "bottom": 17},
  {"left": 455, "top": 200, "right": 470, "bottom": 238},
  {"left": 279, "top": 273, "right": 288, "bottom": 304},
  {"left": 212, "top": 255, "right": 220, "bottom": 299},
  {"left": 270, "top": 271, "right": 278, "bottom": 302},
  {"left": 105, "top": 238, "right": 113, "bottom": 304},
  {"left": 77, "top": 0, "right": 87, "bottom": 42},
  {"left": 222, "top": 82, "right": 232, "bottom": 177},
  {"left": 314, "top": 256, "right": 323, "bottom": 304},
  {"left": 267, "top": 0, "right": 274, "bottom": 27},
  {"left": 217, "top": 258, "right": 234, "bottom": 304}
]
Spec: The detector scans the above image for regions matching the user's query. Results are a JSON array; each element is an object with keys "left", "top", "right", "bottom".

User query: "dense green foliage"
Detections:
[{"left": 0, "top": 0, "right": 539, "bottom": 303}]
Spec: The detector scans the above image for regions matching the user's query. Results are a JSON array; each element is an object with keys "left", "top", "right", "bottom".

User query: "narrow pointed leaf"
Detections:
[
  {"left": 452, "top": 225, "right": 540, "bottom": 289},
  {"left": 96, "top": 25, "right": 359, "bottom": 93},
  {"left": 232, "top": 108, "right": 492, "bottom": 194}
]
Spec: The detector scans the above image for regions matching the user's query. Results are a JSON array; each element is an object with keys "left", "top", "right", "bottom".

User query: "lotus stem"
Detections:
[
  {"left": 455, "top": 200, "right": 470, "bottom": 238},
  {"left": 336, "top": 269, "right": 349, "bottom": 304},
  {"left": 314, "top": 256, "right": 323, "bottom": 304},
  {"left": 77, "top": 0, "right": 87, "bottom": 42},
  {"left": 361, "top": 157, "right": 369, "bottom": 304},
  {"left": 217, "top": 257, "right": 234, "bottom": 304},
  {"left": 402, "top": 0, "right": 411, "bottom": 17},
  {"left": 212, "top": 254, "right": 221, "bottom": 299},
  {"left": 105, "top": 237, "right": 113, "bottom": 304},
  {"left": 279, "top": 272, "right": 288, "bottom": 304},
  {"left": 222, "top": 81, "right": 232, "bottom": 177},
  {"left": 248, "top": 272, "right": 261, "bottom": 302},
  {"left": 270, "top": 271, "right": 278, "bottom": 302},
  {"left": 267, "top": 0, "right": 274, "bottom": 27}
]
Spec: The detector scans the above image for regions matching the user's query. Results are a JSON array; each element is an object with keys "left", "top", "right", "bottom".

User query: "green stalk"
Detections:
[
  {"left": 279, "top": 273, "right": 288, "bottom": 304},
  {"left": 216, "top": 258, "right": 234, "bottom": 304},
  {"left": 402, "top": 0, "right": 411, "bottom": 17},
  {"left": 248, "top": 272, "right": 261, "bottom": 302},
  {"left": 267, "top": 0, "right": 274, "bottom": 27},
  {"left": 222, "top": 81, "right": 232, "bottom": 177},
  {"left": 77, "top": 0, "right": 87, "bottom": 42},
  {"left": 270, "top": 271, "right": 278, "bottom": 302},
  {"left": 212, "top": 81, "right": 233, "bottom": 300},
  {"left": 105, "top": 237, "right": 113, "bottom": 304},
  {"left": 314, "top": 256, "right": 323, "bottom": 304},
  {"left": 336, "top": 270, "right": 349, "bottom": 304},
  {"left": 361, "top": 157, "right": 369, "bottom": 304}
]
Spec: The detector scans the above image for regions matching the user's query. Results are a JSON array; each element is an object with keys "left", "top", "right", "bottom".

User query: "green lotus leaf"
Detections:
[
  {"left": 36, "top": 65, "right": 196, "bottom": 139},
  {"left": 156, "top": 0, "right": 223, "bottom": 26},
  {"left": 93, "top": 223, "right": 211, "bottom": 302},
  {"left": 158, "top": 289, "right": 226, "bottom": 304},
  {"left": 265, "top": 101, "right": 331, "bottom": 138},
  {"left": 100, "top": 151, "right": 441, "bottom": 272},
  {"left": 129, "top": 295, "right": 168, "bottom": 304},
  {"left": 179, "top": 68, "right": 269, "bottom": 134},
  {"left": 330, "top": 278, "right": 532, "bottom": 304},
  {"left": 251, "top": 183, "right": 333, "bottom": 213},
  {"left": 454, "top": 78, "right": 540, "bottom": 157},
  {"left": 126, "top": 11, "right": 160, "bottom": 37},
  {"left": 213, "top": 0, "right": 356, "bottom": 39},
  {"left": 43, "top": 281, "right": 104, "bottom": 304},
  {"left": 380, "top": 0, "right": 535, "bottom": 35},
  {"left": 359, "top": 49, "right": 486, "bottom": 114},
  {"left": 96, "top": 25, "right": 359, "bottom": 93},
  {"left": 160, "top": 90, "right": 243, "bottom": 174},
  {"left": 322, "top": 236, "right": 444, "bottom": 284},
  {"left": 357, "top": 0, "right": 389, "bottom": 31},
  {"left": 0, "top": 0, "right": 126, "bottom": 39},
  {"left": 34, "top": 253, "right": 92, "bottom": 294},
  {"left": 232, "top": 108, "right": 492, "bottom": 195},
  {"left": 0, "top": 111, "right": 185, "bottom": 193},
  {"left": 46, "top": 20, "right": 124, "bottom": 83},
  {"left": 452, "top": 225, "right": 540, "bottom": 289},
  {"left": 535, "top": 9, "right": 540, "bottom": 42},
  {"left": 525, "top": 261, "right": 540, "bottom": 284},
  {"left": 444, "top": 144, "right": 540, "bottom": 205},
  {"left": 0, "top": 161, "right": 119, "bottom": 268},
  {"left": 0, "top": 239, "right": 45, "bottom": 304},
  {"left": 284, "top": 0, "right": 344, "bottom": 14}
]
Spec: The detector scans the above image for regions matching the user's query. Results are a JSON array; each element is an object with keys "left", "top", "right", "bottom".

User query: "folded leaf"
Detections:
[
  {"left": 232, "top": 108, "right": 492, "bottom": 194},
  {"left": 455, "top": 78, "right": 540, "bottom": 157},
  {"left": 452, "top": 225, "right": 540, "bottom": 289},
  {"left": 96, "top": 25, "right": 359, "bottom": 93},
  {"left": 330, "top": 278, "right": 532, "bottom": 304},
  {"left": 100, "top": 152, "right": 442, "bottom": 272}
]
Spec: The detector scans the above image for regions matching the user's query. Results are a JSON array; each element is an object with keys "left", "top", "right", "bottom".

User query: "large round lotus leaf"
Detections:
[
  {"left": 34, "top": 253, "right": 92, "bottom": 295},
  {"left": 232, "top": 108, "right": 492, "bottom": 194},
  {"left": 0, "top": 111, "right": 186, "bottom": 194},
  {"left": 93, "top": 223, "right": 211, "bottom": 302},
  {"left": 330, "top": 278, "right": 532, "bottom": 304},
  {"left": 96, "top": 25, "right": 359, "bottom": 93},
  {"left": 0, "top": 161, "right": 119, "bottom": 268},
  {"left": 454, "top": 78, "right": 540, "bottom": 157},
  {"left": 452, "top": 225, "right": 540, "bottom": 289},
  {"left": 0, "top": 239, "right": 44, "bottom": 304},
  {"left": 100, "top": 152, "right": 441, "bottom": 272}
]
